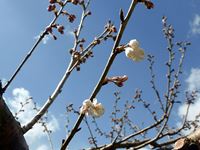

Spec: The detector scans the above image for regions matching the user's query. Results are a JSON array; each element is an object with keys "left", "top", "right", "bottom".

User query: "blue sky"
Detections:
[{"left": 1, "top": 0, "right": 200, "bottom": 149}]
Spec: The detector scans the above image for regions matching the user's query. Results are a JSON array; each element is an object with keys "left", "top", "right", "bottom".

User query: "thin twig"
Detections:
[
  {"left": 84, "top": 117, "right": 98, "bottom": 148},
  {"left": 133, "top": 102, "right": 173, "bottom": 149},
  {"left": 119, "top": 114, "right": 165, "bottom": 144},
  {"left": 133, "top": 33, "right": 189, "bottom": 150},
  {"left": 73, "top": 0, "right": 91, "bottom": 51},
  {"left": 147, "top": 55, "right": 164, "bottom": 112}
]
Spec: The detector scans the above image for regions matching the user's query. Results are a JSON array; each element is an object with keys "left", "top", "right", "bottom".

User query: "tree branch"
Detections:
[{"left": 60, "top": 1, "right": 139, "bottom": 149}]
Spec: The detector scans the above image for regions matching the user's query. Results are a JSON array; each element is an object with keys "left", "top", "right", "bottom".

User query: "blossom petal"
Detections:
[
  {"left": 92, "top": 98, "right": 98, "bottom": 105},
  {"left": 93, "top": 103, "right": 105, "bottom": 117},
  {"left": 125, "top": 47, "right": 145, "bottom": 62},
  {"left": 128, "top": 39, "right": 139, "bottom": 49},
  {"left": 80, "top": 99, "right": 93, "bottom": 114}
]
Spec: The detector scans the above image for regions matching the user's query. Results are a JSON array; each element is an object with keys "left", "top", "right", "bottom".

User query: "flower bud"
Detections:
[
  {"left": 49, "top": 0, "right": 57, "bottom": 4},
  {"left": 47, "top": 4, "right": 56, "bottom": 12},
  {"left": 68, "top": 14, "right": 76, "bottom": 23},
  {"left": 57, "top": 25, "right": 65, "bottom": 34}
]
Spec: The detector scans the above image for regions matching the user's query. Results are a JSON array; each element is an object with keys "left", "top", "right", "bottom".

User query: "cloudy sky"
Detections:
[{"left": 0, "top": 0, "right": 200, "bottom": 149}]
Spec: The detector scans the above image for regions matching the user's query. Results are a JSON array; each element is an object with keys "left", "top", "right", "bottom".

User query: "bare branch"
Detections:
[
  {"left": 147, "top": 54, "right": 164, "bottom": 112},
  {"left": 60, "top": 1, "right": 139, "bottom": 149}
]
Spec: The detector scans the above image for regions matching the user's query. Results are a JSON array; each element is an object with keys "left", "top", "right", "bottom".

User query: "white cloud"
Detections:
[
  {"left": 7, "top": 87, "right": 60, "bottom": 149},
  {"left": 190, "top": 14, "right": 200, "bottom": 35},
  {"left": 178, "top": 100, "right": 200, "bottom": 121},
  {"left": 34, "top": 26, "right": 74, "bottom": 44},
  {"left": 36, "top": 144, "right": 49, "bottom": 150},
  {"left": 178, "top": 68, "right": 200, "bottom": 134},
  {"left": 186, "top": 68, "right": 200, "bottom": 91},
  {"left": 64, "top": 26, "right": 74, "bottom": 39},
  {"left": 66, "top": 31, "right": 74, "bottom": 37},
  {"left": 178, "top": 96, "right": 200, "bottom": 135},
  {"left": 34, "top": 33, "right": 50, "bottom": 44},
  {"left": 0, "top": 78, "right": 7, "bottom": 86}
]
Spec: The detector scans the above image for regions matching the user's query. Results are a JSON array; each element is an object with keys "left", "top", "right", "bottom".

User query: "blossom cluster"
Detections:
[
  {"left": 124, "top": 39, "right": 145, "bottom": 62},
  {"left": 80, "top": 98, "right": 104, "bottom": 118}
]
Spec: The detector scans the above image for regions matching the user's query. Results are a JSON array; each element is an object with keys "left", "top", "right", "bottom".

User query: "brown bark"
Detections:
[
  {"left": 174, "top": 128, "right": 200, "bottom": 150},
  {"left": 0, "top": 96, "right": 28, "bottom": 150}
]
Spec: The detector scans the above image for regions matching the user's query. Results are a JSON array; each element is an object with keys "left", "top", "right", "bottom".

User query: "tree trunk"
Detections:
[
  {"left": 174, "top": 128, "right": 200, "bottom": 150},
  {"left": 0, "top": 96, "right": 28, "bottom": 150}
]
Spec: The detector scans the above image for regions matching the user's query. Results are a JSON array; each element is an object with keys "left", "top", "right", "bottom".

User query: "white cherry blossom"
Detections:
[
  {"left": 125, "top": 39, "right": 145, "bottom": 61},
  {"left": 80, "top": 98, "right": 104, "bottom": 118}
]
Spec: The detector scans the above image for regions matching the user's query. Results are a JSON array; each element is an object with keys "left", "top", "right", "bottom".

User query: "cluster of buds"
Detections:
[
  {"left": 105, "top": 21, "right": 117, "bottom": 34},
  {"left": 77, "top": 38, "right": 86, "bottom": 52},
  {"left": 103, "top": 75, "right": 128, "bottom": 87},
  {"left": 76, "top": 50, "right": 93, "bottom": 70},
  {"left": 80, "top": 98, "right": 104, "bottom": 118},
  {"left": 162, "top": 16, "right": 174, "bottom": 39},
  {"left": 103, "top": 21, "right": 117, "bottom": 41},
  {"left": 61, "top": 10, "right": 76, "bottom": 23},
  {"left": 47, "top": 0, "right": 64, "bottom": 15},
  {"left": 47, "top": 0, "right": 77, "bottom": 23},
  {"left": 68, "top": 0, "right": 84, "bottom": 5},
  {"left": 46, "top": 24, "right": 65, "bottom": 40},
  {"left": 92, "top": 34, "right": 116, "bottom": 46},
  {"left": 138, "top": 0, "right": 154, "bottom": 9},
  {"left": 68, "top": 37, "right": 86, "bottom": 55},
  {"left": 69, "top": 49, "right": 93, "bottom": 71},
  {"left": 49, "top": 0, "right": 64, "bottom": 5},
  {"left": 47, "top": 4, "right": 57, "bottom": 14}
]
